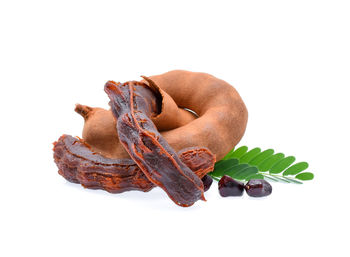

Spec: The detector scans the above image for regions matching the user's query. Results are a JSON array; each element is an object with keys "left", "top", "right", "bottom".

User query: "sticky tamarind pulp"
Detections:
[
  {"left": 105, "top": 80, "right": 205, "bottom": 207},
  {"left": 53, "top": 135, "right": 215, "bottom": 193}
]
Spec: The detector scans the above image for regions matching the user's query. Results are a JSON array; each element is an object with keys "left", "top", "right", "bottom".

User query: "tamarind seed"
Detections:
[
  {"left": 201, "top": 175, "right": 213, "bottom": 192},
  {"left": 218, "top": 175, "right": 244, "bottom": 197},
  {"left": 245, "top": 179, "right": 272, "bottom": 197}
]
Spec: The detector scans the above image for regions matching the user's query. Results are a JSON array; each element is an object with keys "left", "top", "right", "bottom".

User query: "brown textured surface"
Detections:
[
  {"left": 105, "top": 80, "right": 205, "bottom": 207},
  {"left": 76, "top": 70, "right": 247, "bottom": 161},
  {"left": 53, "top": 135, "right": 215, "bottom": 194},
  {"left": 75, "top": 80, "right": 197, "bottom": 159},
  {"left": 146, "top": 70, "right": 248, "bottom": 160}
]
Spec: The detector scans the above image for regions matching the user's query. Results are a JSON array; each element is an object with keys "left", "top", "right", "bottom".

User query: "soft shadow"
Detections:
[{"left": 63, "top": 181, "right": 203, "bottom": 211}]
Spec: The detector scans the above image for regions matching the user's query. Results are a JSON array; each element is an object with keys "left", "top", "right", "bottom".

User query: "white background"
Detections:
[{"left": 1, "top": 1, "right": 349, "bottom": 256}]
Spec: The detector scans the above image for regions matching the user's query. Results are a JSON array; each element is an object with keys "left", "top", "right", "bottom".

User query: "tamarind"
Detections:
[
  {"left": 53, "top": 135, "right": 215, "bottom": 194},
  {"left": 105, "top": 80, "right": 205, "bottom": 207},
  {"left": 53, "top": 70, "right": 248, "bottom": 207}
]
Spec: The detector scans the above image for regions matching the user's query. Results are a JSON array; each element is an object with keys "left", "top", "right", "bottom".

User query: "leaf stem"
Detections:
[{"left": 258, "top": 172, "right": 303, "bottom": 184}]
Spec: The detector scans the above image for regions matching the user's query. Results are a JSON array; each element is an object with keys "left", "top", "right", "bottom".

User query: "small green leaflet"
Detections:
[
  {"left": 208, "top": 146, "right": 314, "bottom": 184},
  {"left": 295, "top": 172, "right": 314, "bottom": 180},
  {"left": 283, "top": 162, "right": 309, "bottom": 175}
]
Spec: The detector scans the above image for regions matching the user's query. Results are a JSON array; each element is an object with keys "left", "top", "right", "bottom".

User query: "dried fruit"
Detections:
[
  {"left": 218, "top": 175, "right": 244, "bottom": 197},
  {"left": 105, "top": 80, "right": 205, "bottom": 207},
  {"left": 53, "top": 135, "right": 216, "bottom": 194},
  {"left": 76, "top": 71, "right": 248, "bottom": 161},
  {"left": 245, "top": 179, "right": 272, "bottom": 197},
  {"left": 201, "top": 175, "right": 213, "bottom": 192},
  {"left": 52, "top": 70, "right": 249, "bottom": 207}
]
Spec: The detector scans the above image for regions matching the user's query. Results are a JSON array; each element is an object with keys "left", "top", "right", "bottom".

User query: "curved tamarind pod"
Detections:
[
  {"left": 53, "top": 135, "right": 215, "bottom": 193},
  {"left": 144, "top": 70, "right": 248, "bottom": 160},
  {"left": 76, "top": 70, "right": 247, "bottom": 162},
  {"left": 105, "top": 81, "right": 205, "bottom": 207}
]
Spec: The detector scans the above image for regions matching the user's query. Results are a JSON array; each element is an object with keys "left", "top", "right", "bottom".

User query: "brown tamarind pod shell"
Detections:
[
  {"left": 145, "top": 70, "right": 248, "bottom": 160},
  {"left": 53, "top": 135, "right": 215, "bottom": 194}
]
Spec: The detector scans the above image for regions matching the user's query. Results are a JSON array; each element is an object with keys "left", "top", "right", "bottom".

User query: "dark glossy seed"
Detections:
[
  {"left": 202, "top": 175, "right": 213, "bottom": 192},
  {"left": 245, "top": 179, "right": 272, "bottom": 197},
  {"left": 218, "top": 175, "right": 244, "bottom": 197}
]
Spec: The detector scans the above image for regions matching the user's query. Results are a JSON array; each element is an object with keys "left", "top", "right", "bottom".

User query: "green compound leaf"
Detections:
[
  {"left": 295, "top": 172, "right": 314, "bottom": 181},
  {"left": 270, "top": 156, "right": 296, "bottom": 174},
  {"left": 249, "top": 149, "right": 275, "bottom": 166},
  {"left": 239, "top": 148, "right": 261, "bottom": 163},
  {"left": 283, "top": 162, "right": 309, "bottom": 176},
  {"left": 258, "top": 153, "right": 285, "bottom": 172},
  {"left": 209, "top": 146, "right": 314, "bottom": 184}
]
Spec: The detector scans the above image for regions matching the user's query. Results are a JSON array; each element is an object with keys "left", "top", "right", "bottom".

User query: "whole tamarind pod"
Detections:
[
  {"left": 145, "top": 70, "right": 248, "bottom": 160},
  {"left": 53, "top": 135, "right": 215, "bottom": 194},
  {"left": 105, "top": 81, "right": 205, "bottom": 207}
]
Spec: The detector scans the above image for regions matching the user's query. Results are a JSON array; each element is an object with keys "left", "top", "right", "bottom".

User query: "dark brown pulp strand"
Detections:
[
  {"left": 53, "top": 134, "right": 215, "bottom": 194},
  {"left": 105, "top": 81, "right": 205, "bottom": 207}
]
